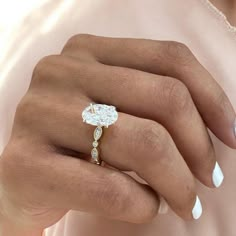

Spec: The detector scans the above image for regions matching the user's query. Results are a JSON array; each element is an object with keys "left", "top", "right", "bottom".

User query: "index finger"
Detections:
[{"left": 62, "top": 34, "right": 236, "bottom": 149}]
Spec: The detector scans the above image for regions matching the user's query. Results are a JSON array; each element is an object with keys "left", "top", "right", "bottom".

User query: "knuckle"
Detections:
[
  {"left": 162, "top": 78, "right": 192, "bottom": 114},
  {"left": 32, "top": 54, "right": 60, "bottom": 78},
  {"left": 100, "top": 173, "right": 132, "bottom": 214},
  {"left": 15, "top": 96, "right": 36, "bottom": 125},
  {"left": 15, "top": 93, "right": 49, "bottom": 131},
  {"left": 15, "top": 98, "right": 31, "bottom": 122},
  {"left": 63, "top": 33, "right": 94, "bottom": 52},
  {"left": 137, "top": 121, "right": 169, "bottom": 161},
  {"left": 164, "top": 41, "right": 195, "bottom": 66},
  {"left": 98, "top": 172, "right": 158, "bottom": 223}
]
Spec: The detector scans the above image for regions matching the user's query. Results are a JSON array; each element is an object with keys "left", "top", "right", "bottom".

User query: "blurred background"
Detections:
[
  {"left": 0, "top": 0, "right": 77, "bottom": 86},
  {"left": 0, "top": 0, "right": 48, "bottom": 71}
]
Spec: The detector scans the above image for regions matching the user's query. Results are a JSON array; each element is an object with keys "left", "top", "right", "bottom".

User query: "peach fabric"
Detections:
[{"left": 0, "top": 0, "right": 236, "bottom": 235}]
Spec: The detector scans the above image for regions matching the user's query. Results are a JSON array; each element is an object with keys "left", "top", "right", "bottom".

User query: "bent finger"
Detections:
[
  {"left": 62, "top": 34, "right": 236, "bottom": 149},
  {"left": 37, "top": 152, "right": 160, "bottom": 224}
]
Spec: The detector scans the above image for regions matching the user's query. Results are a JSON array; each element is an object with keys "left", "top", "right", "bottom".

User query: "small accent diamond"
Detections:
[
  {"left": 91, "top": 148, "right": 98, "bottom": 160},
  {"left": 94, "top": 126, "right": 103, "bottom": 140},
  {"left": 93, "top": 141, "right": 98, "bottom": 148}
]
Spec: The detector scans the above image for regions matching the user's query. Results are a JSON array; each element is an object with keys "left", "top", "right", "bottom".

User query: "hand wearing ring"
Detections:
[{"left": 1, "top": 34, "right": 236, "bottom": 232}]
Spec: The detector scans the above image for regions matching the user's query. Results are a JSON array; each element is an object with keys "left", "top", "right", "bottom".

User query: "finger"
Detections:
[
  {"left": 47, "top": 157, "right": 161, "bottom": 224},
  {"left": 81, "top": 63, "right": 220, "bottom": 188},
  {"left": 61, "top": 34, "right": 236, "bottom": 149},
  {"left": 70, "top": 112, "right": 199, "bottom": 220},
  {"left": 31, "top": 95, "right": 200, "bottom": 220},
  {"left": 33, "top": 55, "right": 219, "bottom": 189},
  {"left": 1, "top": 147, "right": 160, "bottom": 224}
]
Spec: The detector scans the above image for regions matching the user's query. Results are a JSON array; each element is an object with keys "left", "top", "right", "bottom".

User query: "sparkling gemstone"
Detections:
[
  {"left": 82, "top": 104, "right": 118, "bottom": 127},
  {"left": 93, "top": 141, "right": 99, "bottom": 148},
  {"left": 91, "top": 148, "right": 98, "bottom": 160},
  {"left": 94, "top": 126, "right": 103, "bottom": 140}
]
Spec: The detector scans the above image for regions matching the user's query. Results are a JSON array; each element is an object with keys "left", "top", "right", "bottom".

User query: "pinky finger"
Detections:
[{"left": 42, "top": 153, "right": 160, "bottom": 224}]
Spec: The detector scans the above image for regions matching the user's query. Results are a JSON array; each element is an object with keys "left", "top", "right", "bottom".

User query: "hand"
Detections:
[{"left": 1, "top": 34, "right": 235, "bottom": 231}]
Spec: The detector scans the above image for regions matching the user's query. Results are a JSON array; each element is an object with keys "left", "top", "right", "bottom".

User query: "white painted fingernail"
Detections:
[
  {"left": 158, "top": 196, "right": 169, "bottom": 214},
  {"left": 212, "top": 162, "right": 224, "bottom": 188},
  {"left": 192, "top": 196, "right": 202, "bottom": 220}
]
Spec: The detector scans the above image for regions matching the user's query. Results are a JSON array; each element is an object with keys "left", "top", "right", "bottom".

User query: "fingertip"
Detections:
[{"left": 158, "top": 196, "right": 169, "bottom": 214}]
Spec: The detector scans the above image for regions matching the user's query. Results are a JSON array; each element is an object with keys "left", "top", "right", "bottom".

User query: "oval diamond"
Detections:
[{"left": 82, "top": 104, "right": 118, "bottom": 127}]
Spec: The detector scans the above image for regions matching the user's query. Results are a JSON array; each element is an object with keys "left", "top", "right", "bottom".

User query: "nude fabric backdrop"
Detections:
[{"left": 0, "top": 0, "right": 236, "bottom": 235}]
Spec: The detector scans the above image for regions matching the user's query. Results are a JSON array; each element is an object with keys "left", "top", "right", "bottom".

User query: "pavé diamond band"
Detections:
[{"left": 82, "top": 103, "right": 118, "bottom": 165}]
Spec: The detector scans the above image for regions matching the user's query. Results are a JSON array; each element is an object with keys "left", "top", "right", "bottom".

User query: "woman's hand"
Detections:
[{"left": 0, "top": 34, "right": 235, "bottom": 231}]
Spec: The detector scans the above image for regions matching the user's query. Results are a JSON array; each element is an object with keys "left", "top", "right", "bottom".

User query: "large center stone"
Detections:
[{"left": 82, "top": 104, "right": 118, "bottom": 127}]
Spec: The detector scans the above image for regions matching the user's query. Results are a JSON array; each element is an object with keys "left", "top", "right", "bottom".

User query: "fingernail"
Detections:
[
  {"left": 192, "top": 195, "right": 202, "bottom": 220},
  {"left": 158, "top": 196, "right": 169, "bottom": 214},
  {"left": 212, "top": 161, "right": 224, "bottom": 188}
]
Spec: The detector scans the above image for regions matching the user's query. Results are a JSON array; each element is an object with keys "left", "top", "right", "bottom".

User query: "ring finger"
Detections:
[{"left": 35, "top": 94, "right": 199, "bottom": 220}]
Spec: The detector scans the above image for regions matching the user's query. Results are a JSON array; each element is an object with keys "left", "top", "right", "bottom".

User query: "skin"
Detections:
[
  {"left": 210, "top": 0, "right": 236, "bottom": 25},
  {"left": 0, "top": 34, "right": 236, "bottom": 235}
]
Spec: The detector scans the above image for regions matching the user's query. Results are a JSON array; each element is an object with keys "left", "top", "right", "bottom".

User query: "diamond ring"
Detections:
[{"left": 82, "top": 103, "right": 118, "bottom": 165}]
